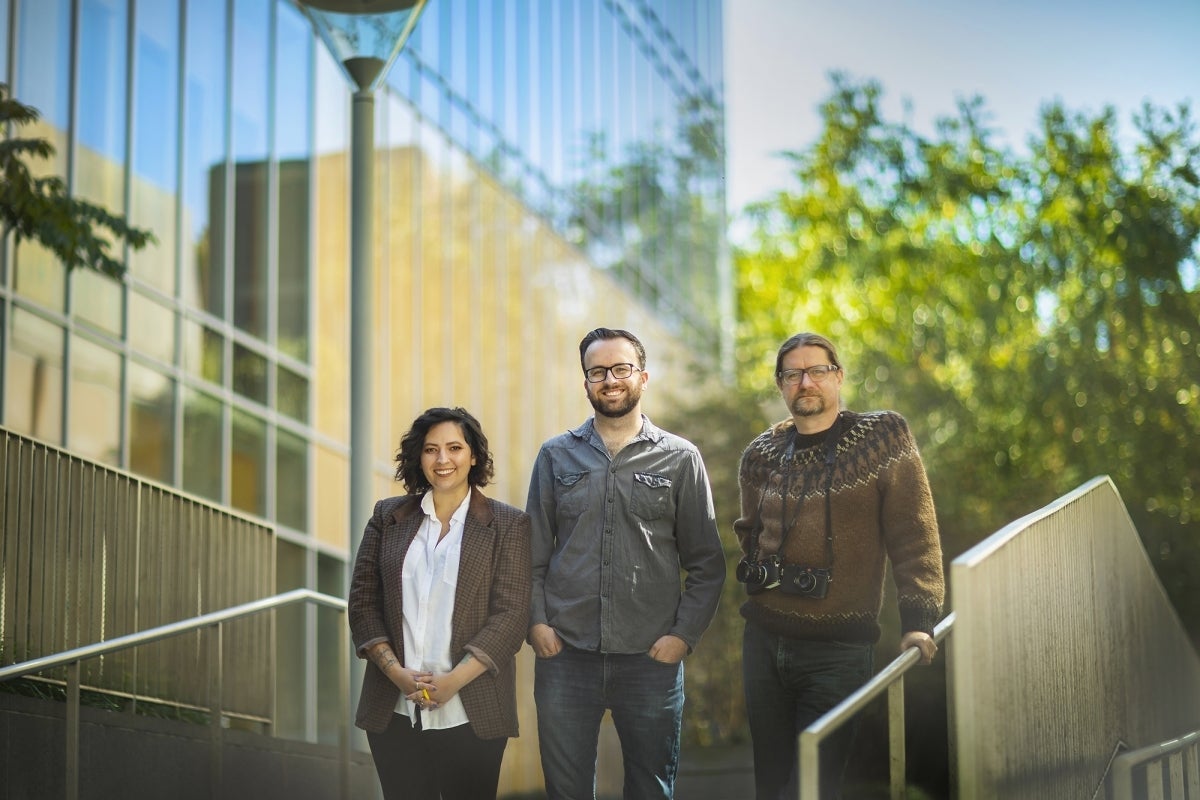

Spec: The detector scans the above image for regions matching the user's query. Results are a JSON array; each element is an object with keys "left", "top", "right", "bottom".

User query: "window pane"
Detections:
[
  {"left": 17, "top": 0, "right": 70, "bottom": 130},
  {"left": 128, "top": 360, "right": 174, "bottom": 483},
  {"left": 232, "top": 342, "right": 267, "bottom": 404},
  {"left": 129, "top": 290, "right": 176, "bottom": 364},
  {"left": 71, "top": 269, "right": 123, "bottom": 335},
  {"left": 5, "top": 309, "right": 64, "bottom": 443},
  {"left": 277, "top": 162, "right": 310, "bottom": 361},
  {"left": 231, "top": 0, "right": 269, "bottom": 339},
  {"left": 0, "top": 0, "right": 8, "bottom": 84},
  {"left": 13, "top": 239, "right": 66, "bottom": 313},
  {"left": 131, "top": 0, "right": 180, "bottom": 293},
  {"left": 183, "top": 318, "right": 224, "bottom": 384},
  {"left": 182, "top": 386, "right": 223, "bottom": 501},
  {"left": 276, "top": 365, "right": 308, "bottom": 423},
  {"left": 275, "top": 1, "right": 311, "bottom": 362},
  {"left": 230, "top": 408, "right": 266, "bottom": 516},
  {"left": 276, "top": 428, "right": 307, "bottom": 531},
  {"left": 68, "top": 335, "right": 122, "bottom": 465},
  {"left": 182, "top": 1, "right": 227, "bottom": 317},
  {"left": 77, "top": 0, "right": 128, "bottom": 199},
  {"left": 233, "top": 160, "right": 268, "bottom": 338}
]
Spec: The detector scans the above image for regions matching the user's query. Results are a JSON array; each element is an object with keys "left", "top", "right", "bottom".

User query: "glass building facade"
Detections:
[{"left": 1, "top": 0, "right": 726, "bottom": 789}]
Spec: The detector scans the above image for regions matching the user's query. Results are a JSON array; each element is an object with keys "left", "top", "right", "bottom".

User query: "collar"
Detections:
[{"left": 570, "top": 414, "right": 663, "bottom": 446}]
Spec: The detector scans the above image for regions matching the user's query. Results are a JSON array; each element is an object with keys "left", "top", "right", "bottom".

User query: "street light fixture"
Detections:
[{"left": 295, "top": 0, "right": 430, "bottom": 780}]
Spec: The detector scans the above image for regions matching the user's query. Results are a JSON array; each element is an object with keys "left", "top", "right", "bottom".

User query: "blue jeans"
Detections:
[
  {"left": 742, "top": 621, "right": 874, "bottom": 800},
  {"left": 535, "top": 646, "right": 684, "bottom": 799}
]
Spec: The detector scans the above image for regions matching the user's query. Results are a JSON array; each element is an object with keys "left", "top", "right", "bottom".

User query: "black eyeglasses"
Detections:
[
  {"left": 777, "top": 365, "right": 839, "bottom": 386},
  {"left": 584, "top": 363, "right": 642, "bottom": 383}
]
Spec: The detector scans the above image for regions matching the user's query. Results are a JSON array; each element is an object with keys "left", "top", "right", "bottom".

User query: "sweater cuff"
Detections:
[{"left": 899, "top": 605, "right": 940, "bottom": 637}]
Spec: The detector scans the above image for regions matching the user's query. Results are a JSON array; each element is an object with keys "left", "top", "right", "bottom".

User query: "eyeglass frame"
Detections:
[
  {"left": 584, "top": 363, "right": 643, "bottom": 383},
  {"left": 776, "top": 365, "right": 840, "bottom": 386}
]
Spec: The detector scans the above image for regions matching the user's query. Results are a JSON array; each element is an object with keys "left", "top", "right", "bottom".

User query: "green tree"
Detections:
[{"left": 1, "top": 84, "right": 153, "bottom": 279}]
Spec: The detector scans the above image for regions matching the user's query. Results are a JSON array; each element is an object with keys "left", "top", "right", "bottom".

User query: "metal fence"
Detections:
[
  {"left": 951, "top": 476, "right": 1200, "bottom": 799},
  {"left": 1, "top": 427, "right": 274, "bottom": 721}
]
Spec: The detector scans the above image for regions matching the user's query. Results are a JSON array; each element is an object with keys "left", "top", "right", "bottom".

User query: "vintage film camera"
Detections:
[{"left": 736, "top": 555, "right": 831, "bottom": 599}]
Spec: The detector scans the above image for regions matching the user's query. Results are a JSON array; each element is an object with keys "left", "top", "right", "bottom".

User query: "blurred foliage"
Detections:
[
  {"left": 737, "top": 72, "right": 1199, "bottom": 602},
  {"left": 665, "top": 74, "right": 1200, "bottom": 754},
  {"left": 0, "top": 83, "right": 153, "bottom": 280}
]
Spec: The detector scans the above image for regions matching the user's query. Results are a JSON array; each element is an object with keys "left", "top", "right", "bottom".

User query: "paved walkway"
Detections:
[{"left": 674, "top": 742, "right": 755, "bottom": 799}]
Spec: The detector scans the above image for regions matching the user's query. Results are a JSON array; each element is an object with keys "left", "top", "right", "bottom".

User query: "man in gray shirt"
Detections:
[{"left": 526, "top": 327, "right": 726, "bottom": 799}]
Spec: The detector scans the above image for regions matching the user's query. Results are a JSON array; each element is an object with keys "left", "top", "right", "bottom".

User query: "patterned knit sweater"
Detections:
[{"left": 734, "top": 410, "right": 944, "bottom": 643}]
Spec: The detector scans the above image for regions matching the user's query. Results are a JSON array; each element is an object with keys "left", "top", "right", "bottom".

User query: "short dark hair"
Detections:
[
  {"left": 578, "top": 327, "right": 647, "bottom": 372},
  {"left": 393, "top": 407, "right": 495, "bottom": 493},
  {"left": 774, "top": 332, "right": 842, "bottom": 379}
]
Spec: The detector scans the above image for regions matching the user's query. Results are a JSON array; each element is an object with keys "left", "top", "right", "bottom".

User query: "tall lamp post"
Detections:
[{"left": 296, "top": 0, "right": 429, "bottom": 764}]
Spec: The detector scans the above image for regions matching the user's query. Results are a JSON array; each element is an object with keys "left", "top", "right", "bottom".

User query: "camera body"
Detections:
[
  {"left": 735, "top": 554, "right": 781, "bottom": 594},
  {"left": 737, "top": 555, "right": 832, "bottom": 599},
  {"left": 779, "top": 564, "right": 832, "bottom": 599}
]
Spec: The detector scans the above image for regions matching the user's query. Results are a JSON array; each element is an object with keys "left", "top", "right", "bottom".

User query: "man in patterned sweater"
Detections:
[{"left": 734, "top": 332, "right": 945, "bottom": 800}]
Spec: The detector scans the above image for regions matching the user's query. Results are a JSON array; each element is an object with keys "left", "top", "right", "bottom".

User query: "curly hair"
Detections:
[{"left": 393, "top": 407, "right": 495, "bottom": 494}]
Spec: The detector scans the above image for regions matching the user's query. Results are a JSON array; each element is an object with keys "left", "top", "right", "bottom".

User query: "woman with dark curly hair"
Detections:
[{"left": 349, "top": 407, "right": 531, "bottom": 800}]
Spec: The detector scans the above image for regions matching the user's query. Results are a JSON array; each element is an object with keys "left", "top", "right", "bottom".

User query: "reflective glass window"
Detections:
[
  {"left": 232, "top": 159, "right": 268, "bottom": 338},
  {"left": 232, "top": 342, "right": 267, "bottom": 405},
  {"left": 0, "top": 0, "right": 8, "bottom": 84},
  {"left": 276, "top": 3, "right": 312, "bottom": 363},
  {"left": 5, "top": 308, "right": 64, "bottom": 443},
  {"left": 16, "top": 0, "right": 70, "bottom": 129},
  {"left": 182, "top": 1, "right": 227, "bottom": 317},
  {"left": 128, "top": 359, "right": 175, "bottom": 483},
  {"left": 13, "top": 240, "right": 66, "bottom": 313},
  {"left": 71, "top": 269, "right": 123, "bottom": 335},
  {"left": 276, "top": 365, "right": 308, "bottom": 423},
  {"left": 230, "top": 408, "right": 266, "bottom": 516},
  {"left": 182, "top": 386, "right": 223, "bottom": 501},
  {"left": 276, "top": 428, "right": 307, "bottom": 531},
  {"left": 129, "top": 289, "right": 176, "bottom": 364},
  {"left": 231, "top": 0, "right": 269, "bottom": 339},
  {"left": 68, "top": 334, "right": 121, "bottom": 465},
  {"left": 78, "top": 0, "right": 128, "bottom": 170},
  {"left": 182, "top": 318, "right": 224, "bottom": 384},
  {"left": 130, "top": 0, "right": 180, "bottom": 294}
]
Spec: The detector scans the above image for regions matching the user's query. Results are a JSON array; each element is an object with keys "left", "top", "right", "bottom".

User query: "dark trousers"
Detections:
[
  {"left": 367, "top": 712, "right": 508, "bottom": 800},
  {"left": 742, "top": 620, "right": 874, "bottom": 800}
]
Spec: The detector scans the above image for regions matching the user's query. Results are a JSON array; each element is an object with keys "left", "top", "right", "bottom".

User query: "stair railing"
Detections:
[
  {"left": 0, "top": 588, "right": 348, "bottom": 800},
  {"left": 797, "top": 611, "right": 956, "bottom": 800}
]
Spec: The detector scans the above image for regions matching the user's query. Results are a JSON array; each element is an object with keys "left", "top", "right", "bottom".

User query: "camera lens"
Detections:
[
  {"left": 796, "top": 571, "right": 815, "bottom": 592},
  {"left": 737, "top": 560, "right": 765, "bottom": 585}
]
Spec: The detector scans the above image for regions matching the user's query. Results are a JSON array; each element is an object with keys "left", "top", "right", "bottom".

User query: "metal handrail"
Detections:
[
  {"left": 1111, "top": 728, "right": 1200, "bottom": 800},
  {"left": 0, "top": 588, "right": 349, "bottom": 800},
  {"left": 798, "top": 612, "right": 956, "bottom": 800}
]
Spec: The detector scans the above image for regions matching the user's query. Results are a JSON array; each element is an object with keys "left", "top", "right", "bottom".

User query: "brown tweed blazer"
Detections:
[{"left": 349, "top": 487, "right": 532, "bottom": 739}]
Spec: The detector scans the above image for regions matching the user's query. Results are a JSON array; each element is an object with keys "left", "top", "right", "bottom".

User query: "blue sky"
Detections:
[{"left": 724, "top": 0, "right": 1200, "bottom": 221}]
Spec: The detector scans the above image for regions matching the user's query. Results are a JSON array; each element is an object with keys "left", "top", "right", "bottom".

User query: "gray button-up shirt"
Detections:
[{"left": 527, "top": 415, "right": 726, "bottom": 654}]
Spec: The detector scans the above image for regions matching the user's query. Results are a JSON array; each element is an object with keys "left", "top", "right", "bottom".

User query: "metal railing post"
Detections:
[
  {"left": 887, "top": 678, "right": 906, "bottom": 800},
  {"left": 209, "top": 622, "right": 224, "bottom": 800},
  {"left": 66, "top": 660, "right": 81, "bottom": 800},
  {"left": 340, "top": 618, "right": 352, "bottom": 800}
]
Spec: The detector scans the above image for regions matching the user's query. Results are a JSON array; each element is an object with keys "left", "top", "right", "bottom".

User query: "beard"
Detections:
[
  {"left": 790, "top": 392, "right": 827, "bottom": 418},
  {"left": 589, "top": 383, "right": 642, "bottom": 418}
]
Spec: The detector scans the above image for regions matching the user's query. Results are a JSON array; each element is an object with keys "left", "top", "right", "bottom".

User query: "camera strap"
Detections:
[{"left": 779, "top": 413, "right": 843, "bottom": 570}]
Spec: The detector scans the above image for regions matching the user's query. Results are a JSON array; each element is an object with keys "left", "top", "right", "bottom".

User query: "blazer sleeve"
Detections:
[
  {"left": 463, "top": 505, "right": 532, "bottom": 674},
  {"left": 348, "top": 499, "right": 392, "bottom": 658}
]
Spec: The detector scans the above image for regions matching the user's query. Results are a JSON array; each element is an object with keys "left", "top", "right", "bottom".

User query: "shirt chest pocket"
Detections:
[
  {"left": 630, "top": 472, "right": 672, "bottom": 520},
  {"left": 555, "top": 471, "right": 590, "bottom": 518}
]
